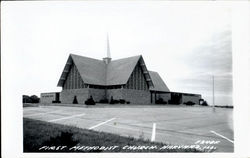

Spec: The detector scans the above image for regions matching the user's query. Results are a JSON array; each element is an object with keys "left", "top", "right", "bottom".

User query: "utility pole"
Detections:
[
  {"left": 212, "top": 75, "right": 215, "bottom": 112},
  {"left": 212, "top": 75, "right": 215, "bottom": 106}
]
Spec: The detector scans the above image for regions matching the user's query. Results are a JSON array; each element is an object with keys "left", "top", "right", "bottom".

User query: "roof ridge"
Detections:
[
  {"left": 148, "top": 70, "right": 158, "bottom": 73},
  {"left": 70, "top": 53, "right": 142, "bottom": 62},
  {"left": 70, "top": 53, "right": 103, "bottom": 62},
  {"left": 111, "top": 55, "right": 142, "bottom": 62}
]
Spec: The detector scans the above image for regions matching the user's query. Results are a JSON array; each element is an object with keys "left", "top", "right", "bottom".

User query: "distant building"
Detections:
[{"left": 40, "top": 92, "right": 60, "bottom": 104}]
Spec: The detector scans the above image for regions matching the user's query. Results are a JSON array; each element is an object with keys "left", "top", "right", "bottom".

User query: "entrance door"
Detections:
[
  {"left": 170, "top": 93, "right": 182, "bottom": 104},
  {"left": 151, "top": 92, "right": 156, "bottom": 104},
  {"left": 55, "top": 93, "right": 60, "bottom": 102}
]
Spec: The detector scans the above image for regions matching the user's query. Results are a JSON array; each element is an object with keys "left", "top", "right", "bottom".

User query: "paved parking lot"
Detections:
[{"left": 23, "top": 105, "right": 234, "bottom": 152}]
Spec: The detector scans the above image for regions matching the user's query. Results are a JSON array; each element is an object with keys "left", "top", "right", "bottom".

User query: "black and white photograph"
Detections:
[{"left": 1, "top": 1, "right": 250, "bottom": 158}]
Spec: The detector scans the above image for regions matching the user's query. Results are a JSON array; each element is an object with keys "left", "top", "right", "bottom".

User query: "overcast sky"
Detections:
[{"left": 2, "top": 1, "right": 232, "bottom": 105}]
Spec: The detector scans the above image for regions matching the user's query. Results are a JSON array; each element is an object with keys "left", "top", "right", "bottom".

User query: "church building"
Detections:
[
  {"left": 41, "top": 36, "right": 201, "bottom": 105},
  {"left": 56, "top": 53, "right": 171, "bottom": 104}
]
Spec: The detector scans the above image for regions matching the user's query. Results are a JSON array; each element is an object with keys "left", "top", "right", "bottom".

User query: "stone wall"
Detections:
[
  {"left": 60, "top": 88, "right": 151, "bottom": 104},
  {"left": 89, "top": 88, "right": 106, "bottom": 102},
  {"left": 60, "top": 88, "right": 89, "bottom": 104},
  {"left": 60, "top": 88, "right": 106, "bottom": 104},
  {"left": 182, "top": 95, "right": 201, "bottom": 105}
]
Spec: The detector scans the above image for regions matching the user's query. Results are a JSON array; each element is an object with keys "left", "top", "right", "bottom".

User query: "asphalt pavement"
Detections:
[{"left": 23, "top": 104, "right": 234, "bottom": 152}]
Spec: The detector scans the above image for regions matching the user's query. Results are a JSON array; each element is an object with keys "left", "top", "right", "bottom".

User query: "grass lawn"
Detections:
[{"left": 23, "top": 118, "right": 202, "bottom": 153}]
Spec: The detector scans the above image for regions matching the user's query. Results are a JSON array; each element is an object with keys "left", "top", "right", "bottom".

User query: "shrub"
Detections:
[
  {"left": 109, "top": 96, "right": 119, "bottom": 104},
  {"left": 155, "top": 98, "right": 167, "bottom": 104},
  {"left": 110, "top": 96, "right": 115, "bottom": 104},
  {"left": 23, "top": 95, "right": 40, "bottom": 103},
  {"left": 85, "top": 96, "right": 95, "bottom": 105},
  {"left": 110, "top": 99, "right": 121, "bottom": 104},
  {"left": 99, "top": 99, "right": 109, "bottom": 103},
  {"left": 73, "top": 96, "right": 78, "bottom": 104},
  {"left": 119, "top": 99, "right": 126, "bottom": 104},
  {"left": 52, "top": 100, "right": 61, "bottom": 103},
  {"left": 201, "top": 101, "right": 208, "bottom": 106},
  {"left": 184, "top": 101, "right": 195, "bottom": 106},
  {"left": 109, "top": 97, "right": 128, "bottom": 104}
]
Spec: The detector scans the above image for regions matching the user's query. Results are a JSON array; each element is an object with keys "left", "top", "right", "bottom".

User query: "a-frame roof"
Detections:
[
  {"left": 149, "top": 71, "right": 170, "bottom": 92},
  {"left": 57, "top": 54, "right": 106, "bottom": 87},
  {"left": 57, "top": 54, "right": 154, "bottom": 87},
  {"left": 72, "top": 54, "right": 106, "bottom": 85},
  {"left": 106, "top": 55, "right": 141, "bottom": 85}
]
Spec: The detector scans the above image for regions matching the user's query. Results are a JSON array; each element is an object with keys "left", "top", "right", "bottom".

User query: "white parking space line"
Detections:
[
  {"left": 105, "top": 123, "right": 152, "bottom": 134},
  {"left": 210, "top": 130, "right": 234, "bottom": 143},
  {"left": 48, "top": 113, "right": 85, "bottom": 122},
  {"left": 104, "top": 123, "right": 172, "bottom": 137},
  {"left": 89, "top": 118, "right": 116, "bottom": 130},
  {"left": 151, "top": 123, "right": 156, "bottom": 141},
  {"left": 24, "top": 110, "right": 61, "bottom": 117},
  {"left": 23, "top": 109, "right": 38, "bottom": 112}
]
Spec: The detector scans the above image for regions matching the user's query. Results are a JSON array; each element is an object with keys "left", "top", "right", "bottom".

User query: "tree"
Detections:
[
  {"left": 30, "top": 95, "right": 40, "bottom": 103},
  {"left": 23, "top": 95, "right": 39, "bottom": 103},
  {"left": 23, "top": 95, "right": 32, "bottom": 103}
]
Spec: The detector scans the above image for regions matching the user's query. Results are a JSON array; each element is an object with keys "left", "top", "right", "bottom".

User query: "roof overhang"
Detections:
[
  {"left": 57, "top": 55, "right": 73, "bottom": 87},
  {"left": 138, "top": 56, "right": 154, "bottom": 88}
]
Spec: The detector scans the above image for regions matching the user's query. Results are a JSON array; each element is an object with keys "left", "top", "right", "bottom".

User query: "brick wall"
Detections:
[
  {"left": 89, "top": 88, "right": 106, "bottom": 102},
  {"left": 122, "top": 89, "right": 151, "bottom": 104},
  {"left": 60, "top": 88, "right": 201, "bottom": 105},
  {"left": 107, "top": 89, "right": 151, "bottom": 104},
  {"left": 40, "top": 92, "right": 56, "bottom": 104},
  {"left": 106, "top": 89, "right": 123, "bottom": 101},
  {"left": 182, "top": 95, "right": 201, "bottom": 105}
]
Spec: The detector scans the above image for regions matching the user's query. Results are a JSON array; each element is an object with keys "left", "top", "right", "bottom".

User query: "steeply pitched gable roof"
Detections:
[
  {"left": 106, "top": 55, "right": 141, "bottom": 85},
  {"left": 149, "top": 71, "right": 170, "bottom": 92},
  {"left": 71, "top": 54, "right": 106, "bottom": 85},
  {"left": 57, "top": 54, "right": 154, "bottom": 87}
]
